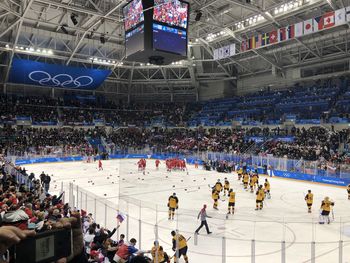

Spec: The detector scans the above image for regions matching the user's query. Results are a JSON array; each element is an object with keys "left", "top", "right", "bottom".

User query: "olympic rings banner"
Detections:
[{"left": 9, "top": 59, "right": 111, "bottom": 90}]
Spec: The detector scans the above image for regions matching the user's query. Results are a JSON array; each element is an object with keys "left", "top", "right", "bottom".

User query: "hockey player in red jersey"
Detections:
[
  {"left": 98, "top": 159, "right": 103, "bottom": 171},
  {"left": 155, "top": 159, "right": 160, "bottom": 170}
]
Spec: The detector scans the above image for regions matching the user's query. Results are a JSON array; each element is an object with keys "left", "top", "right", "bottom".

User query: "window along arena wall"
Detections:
[{"left": 8, "top": 153, "right": 350, "bottom": 263}]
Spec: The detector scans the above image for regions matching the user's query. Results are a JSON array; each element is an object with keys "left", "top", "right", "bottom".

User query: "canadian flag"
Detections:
[
  {"left": 323, "top": 11, "right": 335, "bottom": 28},
  {"left": 303, "top": 18, "right": 313, "bottom": 35}
]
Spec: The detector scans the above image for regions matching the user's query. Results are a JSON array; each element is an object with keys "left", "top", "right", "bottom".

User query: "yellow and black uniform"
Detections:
[
  {"left": 212, "top": 189, "right": 219, "bottom": 209},
  {"left": 253, "top": 173, "right": 259, "bottom": 188},
  {"left": 249, "top": 175, "right": 257, "bottom": 193},
  {"left": 215, "top": 181, "right": 223, "bottom": 192},
  {"left": 171, "top": 231, "right": 188, "bottom": 263},
  {"left": 224, "top": 179, "right": 230, "bottom": 194},
  {"left": 243, "top": 173, "right": 249, "bottom": 189},
  {"left": 237, "top": 168, "right": 243, "bottom": 180},
  {"left": 228, "top": 189, "right": 235, "bottom": 214},
  {"left": 151, "top": 244, "right": 166, "bottom": 263},
  {"left": 321, "top": 198, "right": 334, "bottom": 215},
  {"left": 304, "top": 191, "right": 313, "bottom": 213},
  {"left": 168, "top": 194, "right": 178, "bottom": 220},
  {"left": 347, "top": 184, "right": 350, "bottom": 200},
  {"left": 264, "top": 179, "right": 271, "bottom": 199},
  {"left": 255, "top": 186, "right": 265, "bottom": 210},
  {"left": 320, "top": 197, "right": 335, "bottom": 224}
]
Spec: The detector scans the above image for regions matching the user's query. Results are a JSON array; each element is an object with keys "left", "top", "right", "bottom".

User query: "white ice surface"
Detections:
[{"left": 26, "top": 159, "right": 350, "bottom": 263}]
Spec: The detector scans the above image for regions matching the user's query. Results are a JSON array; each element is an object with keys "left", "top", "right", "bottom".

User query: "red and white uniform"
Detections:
[
  {"left": 155, "top": 159, "right": 160, "bottom": 169},
  {"left": 98, "top": 160, "right": 103, "bottom": 170}
]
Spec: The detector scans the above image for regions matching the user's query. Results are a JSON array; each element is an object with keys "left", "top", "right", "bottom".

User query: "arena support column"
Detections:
[
  {"left": 139, "top": 199, "right": 142, "bottom": 250},
  {"left": 222, "top": 237, "right": 226, "bottom": 263},
  {"left": 251, "top": 239, "right": 255, "bottom": 263},
  {"left": 311, "top": 241, "right": 315, "bottom": 263}
]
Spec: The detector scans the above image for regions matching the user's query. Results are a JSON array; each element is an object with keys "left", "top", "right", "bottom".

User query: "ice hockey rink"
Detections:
[{"left": 26, "top": 159, "right": 350, "bottom": 263}]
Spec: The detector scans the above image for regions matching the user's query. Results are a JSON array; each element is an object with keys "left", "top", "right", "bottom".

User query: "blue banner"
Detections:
[{"left": 9, "top": 59, "right": 111, "bottom": 90}]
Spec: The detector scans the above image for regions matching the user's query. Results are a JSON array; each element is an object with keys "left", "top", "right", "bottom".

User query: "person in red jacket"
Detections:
[{"left": 113, "top": 238, "right": 150, "bottom": 263}]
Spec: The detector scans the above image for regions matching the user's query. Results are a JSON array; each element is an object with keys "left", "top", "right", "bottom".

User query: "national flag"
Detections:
[
  {"left": 229, "top": 44, "right": 236, "bottom": 56},
  {"left": 287, "top": 25, "right": 295, "bottom": 39},
  {"left": 261, "top": 32, "right": 269, "bottom": 46},
  {"left": 313, "top": 16, "right": 322, "bottom": 32},
  {"left": 213, "top": 49, "right": 219, "bottom": 60},
  {"left": 249, "top": 37, "right": 256, "bottom": 49},
  {"left": 116, "top": 213, "right": 125, "bottom": 223},
  {"left": 255, "top": 34, "right": 262, "bottom": 48},
  {"left": 269, "top": 30, "right": 278, "bottom": 43},
  {"left": 294, "top": 22, "right": 303, "bottom": 37},
  {"left": 335, "top": 8, "right": 346, "bottom": 25},
  {"left": 303, "top": 18, "right": 313, "bottom": 35},
  {"left": 346, "top": 6, "right": 350, "bottom": 21},
  {"left": 323, "top": 11, "right": 335, "bottom": 28},
  {"left": 240, "top": 40, "right": 248, "bottom": 52},
  {"left": 278, "top": 27, "right": 287, "bottom": 42},
  {"left": 222, "top": 45, "right": 230, "bottom": 58}
]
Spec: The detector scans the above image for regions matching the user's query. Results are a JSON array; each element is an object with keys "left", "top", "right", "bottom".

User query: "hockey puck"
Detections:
[
  {"left": 104, "top": 194, "right": 107, "bottom": 196},
  {"left": 107, "top": 177, "right": 109, "bottom": 179},
  {"left": 181, "top": 180, "right": 183, "bottom": 182},
  {"left": 173, "top": 185, "right": 175, "bottom": 188},
  {"left": 92, "top": 183, "right": 95, "bottom": 185},
  {"left": 204, "top": 178, "right": 206, "bottom": 180},
  {"left": 166, "top": 176, "right": 168, "bottom": 178},
  {"left": 73, "top": 180, "right": 75, "bottom": 182},
  {"left": 141, "top": 179, "right": 144, "bottom": 181},
  {"left": 138, "top": 178, "right": 140, "bottom": 180},
  {"left": 53, "top": 180, "right": 56, "bottom": 183},
  {"left": 184, "top": 189, "right": 187, "bottom": 191},
  {"left": 193, "top": 180, "right": 196, "bottom": 182},
  {"left": 198, "top": 187, "right": 200, "bottom": 189},
  {"left": 122, "top": 178, "right": 125, "bottom": 181}
]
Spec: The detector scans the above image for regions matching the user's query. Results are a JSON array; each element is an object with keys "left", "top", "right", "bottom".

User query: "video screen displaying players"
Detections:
[
  {"left": 153, "top": 23, "right": 187, "bottom": 56},
  {"left": 153, "top": 0, "right": 189, "bottom": 29},
  {"left": 123, "top": 0, "right": 144, "bottom": 32},
  {"left": 125, "top": 24, "right": 144, "bottom": 57}
]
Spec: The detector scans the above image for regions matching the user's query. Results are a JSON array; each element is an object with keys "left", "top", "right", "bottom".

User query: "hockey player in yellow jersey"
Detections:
[
  {"left": 171, "top": 230, "right": 188, "bottom": 263},
  {"left": 214, "top": 179, "right": 223, "bottom": 193},
  {"left": 304, "top": 190, "right": 313, "bottom": 213},
  {"left": 243, "top": 173, "right": 249, "bottom": 190},
  {"left": 249, "top": 174, "right": 257, "bottom": 193},
  {"left": 212, "top": 188, "right": 219, "bottom": 210},
  {"left": 237, "top": 168, "right": 243, "bottom": 180},
  {"left": 347, "top": 184, "right": 350, "bottom": 200},
  {"left": 319, "top": 197, "right": 335, "bottom": 224},
  {"left": 167, "top": 193, "right": 178, "bottom": 220},
  {"left": 264, "top": 178, "right": 271, "bottom": 199},
  {"left": 255, "top": 185, "right": 265, "bottom": 210},
  {"left": 253, "top": 171, "right": 259, "bottom": 189},
  {"left": 151, "top": 241, "right": 169, "bottom": 263},
  {"left": 227, "top": 189, "right": 235, "bottom": 215},
  {"left": 224, "top": 178, "right": 230, "bottom": 195}
]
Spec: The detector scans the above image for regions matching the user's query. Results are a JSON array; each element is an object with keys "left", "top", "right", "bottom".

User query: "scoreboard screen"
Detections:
[
  {"left": 123, "top": 0, "right": 189, "bottom": 62},
  {"left": 153, "top": 0, "right": 189, "bottom": 29},
  {"left": 123, "top": 0, "right": 144, "bottom": 32},
  {"left": 152, "top": 23, "right": 187, "bottom": 56},
  {"left": 152, "top": 0, "right": 189, "bottom": 56},
  {"left": 125, "top": 24, "right": 145, "bottom": 57}
]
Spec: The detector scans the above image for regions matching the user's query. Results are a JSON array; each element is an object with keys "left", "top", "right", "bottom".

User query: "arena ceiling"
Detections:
[{"left": 0, "top": 0, "right": 349, "bottom": 94}]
